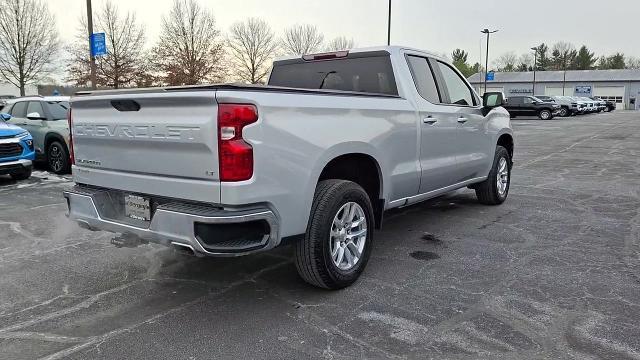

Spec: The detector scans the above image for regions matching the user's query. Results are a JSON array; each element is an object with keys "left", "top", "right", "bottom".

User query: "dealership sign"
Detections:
[
  {"left": 509, "top": 88, "right": 533, "bottom": 94},
  {"left": 575, "top": 85, "right": 592, "bottom": 96}
]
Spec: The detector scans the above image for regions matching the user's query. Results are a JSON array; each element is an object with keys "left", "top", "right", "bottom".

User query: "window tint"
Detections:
[
  {"left": 10, "top": 101, "right": 27, "bottom": 117},
  {"left": 27, "top": 101, "right": 45, "bottom": 117},
  {"left": 436, "top": 61, "right": 475, "bottom": 106},
  {"left": 524, "top": 97, "right": 534, "bottom": 104},
  {"left": 508, "top": 97, "right": 523, "bottom": 105},
  {"left": 47, "top": 101, "right": 70, "bottom": 120},
  {"left": 269, "top": 55, "right": 398, "bottom": 96},
  {"left": 406, "top": 55, "right": 440, "bottom": 103}
]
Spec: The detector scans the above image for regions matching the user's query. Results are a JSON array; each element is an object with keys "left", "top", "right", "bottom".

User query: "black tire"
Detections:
[
  {"left": 294, "top": 180, "right": 375, "bottom": 289},
  {"left": 475, "top": 146, "right": 511, "bottom": 205},
  {"left": 538, "top": 109, "right": 552, "bottom": 120},
  {"left": 559, "top": 107, "right": 569, "bottom": 117},
  {"left": 10, "top": 167, "right": 31, "bottom": 181},
  {"left": 47, "top": 141, "right": 70, "bottom": 174}
]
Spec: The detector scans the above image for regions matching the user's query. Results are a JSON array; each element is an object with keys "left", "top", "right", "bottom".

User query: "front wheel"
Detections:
[
  {"left": 48, "top": 141, "right": 70, "bottom": 174},
  {"left": 538, "top": 109, "right": 552, "bottom": 120},
  {"left": 294, "top": 180, "right": 374, "bottom": 289},
  {"left": 475, "top": 146, "right": 511, "bottom": 205}
]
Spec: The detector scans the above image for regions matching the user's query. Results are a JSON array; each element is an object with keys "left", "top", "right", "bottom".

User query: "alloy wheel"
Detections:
[
  {"left": 329, "top": 202, "right": 367, "bottom": 271},
  {"left": 496, "top": 157, "right": 509, "bottom": 196}
]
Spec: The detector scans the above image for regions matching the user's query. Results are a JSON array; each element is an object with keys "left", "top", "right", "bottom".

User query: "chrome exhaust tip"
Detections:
[{"left": 170, "top": 242, "right": 196, "bottom": 256}]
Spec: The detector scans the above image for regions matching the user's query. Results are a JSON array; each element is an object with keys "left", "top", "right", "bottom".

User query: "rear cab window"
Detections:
[
  {"left": 434, "top": 61, "right": 477, "bottom": 106},
  {"left": 268, "top": 51, "right": 398, "bottom": 96},
  {"left": 406, "top": 55, "right": 440, "bottom": 103}
]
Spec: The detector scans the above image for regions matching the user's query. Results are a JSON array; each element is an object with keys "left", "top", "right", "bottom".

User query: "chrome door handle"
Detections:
[
  {"left": 457, "top": 117, "right": 468, "bottom": 124},
  {"left": 423, "top": 116, "right": 437, "bottom": 125}
]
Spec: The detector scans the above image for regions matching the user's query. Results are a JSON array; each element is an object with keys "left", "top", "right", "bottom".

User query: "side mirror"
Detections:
[
  {"left": 27, "top": 112, "right": 45, "bottom": 120},
  {"left": 483, "top": 92, "right": 505, "bottom": 108},
  {"left": 0, "top": 113, "right": 10, "bottom": 121}
]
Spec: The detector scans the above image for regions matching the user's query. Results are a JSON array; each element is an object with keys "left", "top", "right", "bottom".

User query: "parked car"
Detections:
[
  {"left": 0, "top": 113, "right": 35, "bottom": 180},
  {"left": 504, "top": 95, "right": 561, "bottom": 120},
  {"left": 534, "top": 95, "right": 555, "bottom": 103},
  {"left": 0, "top": 95, "right": 16, "bottom": 109},
  {"left": 4, "top": 96, "right": 71, "bottom": 174},
  {"left": 579, "top": 97, "right": 598, "bottom": 113},
  {"left": 64, "top": 46, "right": 515, "bottom": 289},
  {"left": 593, "top": 97, "right": 616, "bottom": 112},
  {"left": 550, "top": 96, "right": 580, "bottom": 117},
  {"left": 569, "top": 97, "right": 588, "bottom": 113},
  {"left": 589, "top": 97, "right": 607, "bottom": 112}
]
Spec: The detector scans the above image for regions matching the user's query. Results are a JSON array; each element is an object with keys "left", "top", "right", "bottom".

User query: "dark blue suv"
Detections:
[{"left": 0, "top": 113, "right": 35, "bottom": 180}]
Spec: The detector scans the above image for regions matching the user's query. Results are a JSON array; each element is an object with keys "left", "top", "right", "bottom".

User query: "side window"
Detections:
[
  {"left": 524, "top": 97, "right": 534, "bottom": 104},
  {"left": 508, "top": 97, "right": 523, "bottom": 105},
  {"left": 27, "top": 101, "right": 45, "bottom": 118},
  {"left": 435, "top": 61, "right": 476, "bottom": 106},
  {"left": 406, "top": 55, "right": 440, "bottom": 103},
  {"left": 10, "top": 101, "right": 27, "bottom": 118}
]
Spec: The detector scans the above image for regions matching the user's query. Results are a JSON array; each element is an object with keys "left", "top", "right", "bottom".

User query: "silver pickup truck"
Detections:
[{"left": 64, "top": 46, "right": 514, "bottom": 289}]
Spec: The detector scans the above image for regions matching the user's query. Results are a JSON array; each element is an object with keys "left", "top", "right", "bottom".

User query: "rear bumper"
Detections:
[
  {"left": 0, "top": 159, "right": 32, "bottom": 175},
  {"left": 63, "top": 186, "right": 281, "bottom": 257}
]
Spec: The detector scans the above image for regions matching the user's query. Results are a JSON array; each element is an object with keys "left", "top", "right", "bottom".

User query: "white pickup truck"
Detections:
[{"left": 64, "top": 46, "right": 514, "bottom": 289}]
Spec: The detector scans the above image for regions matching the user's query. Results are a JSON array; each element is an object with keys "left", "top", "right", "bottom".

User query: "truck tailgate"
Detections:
[{"left": 70, "top": 91, "right": 221, "bottom": 202}]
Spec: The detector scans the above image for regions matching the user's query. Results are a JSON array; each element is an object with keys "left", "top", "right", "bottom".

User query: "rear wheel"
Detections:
[
  {"left": 538, "top": 109, "right": 552, "bottom": 120},
  {"left": 559, "top": 107, "right": 569, "bottom": 117},
  {"left": 47, "top": 141, "right": 70, "bottom": 174},
  {"left": 294, "top": 180, "right": 374, "bottom": 289},
  {"left": 475, "top": 146, "right": 511, "bottom": 205}
]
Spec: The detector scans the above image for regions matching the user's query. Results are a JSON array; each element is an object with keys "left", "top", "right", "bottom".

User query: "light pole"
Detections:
[
  {"left": 86, "top": 0, "right": 97, "bottom": 90},
  {"left": 531, "top": 47, "right": 538, "bottom": 95},
  {"left": 387, "top": 0, "right": 391, "bottom": 46},
  {"left": 481, "top": 29, "right": 498, "bottom": 94}
]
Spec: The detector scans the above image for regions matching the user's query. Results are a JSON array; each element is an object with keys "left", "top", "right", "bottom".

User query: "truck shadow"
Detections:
[{"left": 144, "top": 190, "right": 481, "bottom": 292}]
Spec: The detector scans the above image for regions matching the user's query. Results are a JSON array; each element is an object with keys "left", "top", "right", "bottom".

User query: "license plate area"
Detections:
[{"left": 124, "top": 194, "right": 151, "bottom": 222}]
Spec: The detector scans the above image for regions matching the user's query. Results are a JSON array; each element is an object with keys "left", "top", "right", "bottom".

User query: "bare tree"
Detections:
[
  {"left": 0, "top": 0, "right": 59, "bottom": 96},
  {"left": 281, "top": 24, "right": 324, "bottom": 55},
  {"left": 493, "top": 52, "right": 518, "bottom": 72},
  {"left": 228, "top": 18, "right": 279, "bottom": 84},
  {"left": 325, "top": 36, "right": 355, "bottom": 51},
  {"left": 67, "top": 1, "right": 145, "bottom": 88},
  {"left": 550, "top": 41, "right": 576, "bottom": 70},
  {"left": 516, "top": 53, "right": 534, "bottom": 71},
  {"left": 151, "top": 0, "right": 225, "bottom": 85}
]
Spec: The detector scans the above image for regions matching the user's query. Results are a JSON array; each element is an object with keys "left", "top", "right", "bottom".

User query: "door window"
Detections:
[
  {"left": 406, "top": 55, "right": 440, "bottom": 103},
  {"left": 10, "top": 101, "right": 27, "bottom": 117},
  {"left": 26, "top": 101, "right": 45, "bottom": 118},
  {"left": 435, "top": 61, "right": 476, "bottom": 106},
  {"left": 524, "top": 97, "right": 534, "bottom": 104}
]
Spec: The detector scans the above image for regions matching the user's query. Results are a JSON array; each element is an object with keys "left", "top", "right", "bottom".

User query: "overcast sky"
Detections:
[{"left": 52, "top": 0, "right": 639, "bottom": 67}]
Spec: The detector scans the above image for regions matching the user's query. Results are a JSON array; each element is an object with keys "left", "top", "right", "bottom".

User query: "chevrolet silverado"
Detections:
[{"left": 64, "top": 46, "right": 514, "bottom": 289}]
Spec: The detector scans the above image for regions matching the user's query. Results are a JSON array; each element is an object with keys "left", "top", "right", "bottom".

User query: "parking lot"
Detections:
[{"left": 0, "top": 111, "right": 639, "bottom": 359}]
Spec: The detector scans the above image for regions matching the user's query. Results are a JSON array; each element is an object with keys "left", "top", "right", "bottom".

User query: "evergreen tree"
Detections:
[
  {"left": 534, "top": 43, "right": 550, "bottom": 70},
  {"left": 572, "top": 45, "right": 597, "bottom": 70}
]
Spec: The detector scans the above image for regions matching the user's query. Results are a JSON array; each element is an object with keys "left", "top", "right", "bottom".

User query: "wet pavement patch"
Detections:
[
  {"left": 421, "top": 232, "right": 442, "bottom": 243},
  {"left": 409, "top": 251, "right": 440, "bottom": 261}
]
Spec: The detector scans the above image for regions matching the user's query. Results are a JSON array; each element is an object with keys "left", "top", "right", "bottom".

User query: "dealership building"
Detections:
[{"left": 468, "top": 69, "right": 640, "bottom": 110}]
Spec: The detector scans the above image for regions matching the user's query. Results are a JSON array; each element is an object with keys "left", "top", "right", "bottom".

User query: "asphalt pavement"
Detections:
[{"left": 1, "top": 111, "right": 639, "bottom": 359}]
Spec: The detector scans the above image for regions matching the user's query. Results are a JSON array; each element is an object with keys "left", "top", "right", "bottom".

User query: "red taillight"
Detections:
[
  {"left": 217, "top": 104, "right": 258, "bottom": 182},
  {"left": 67, "top": 108, "right": 75, "bottom": 166}
]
